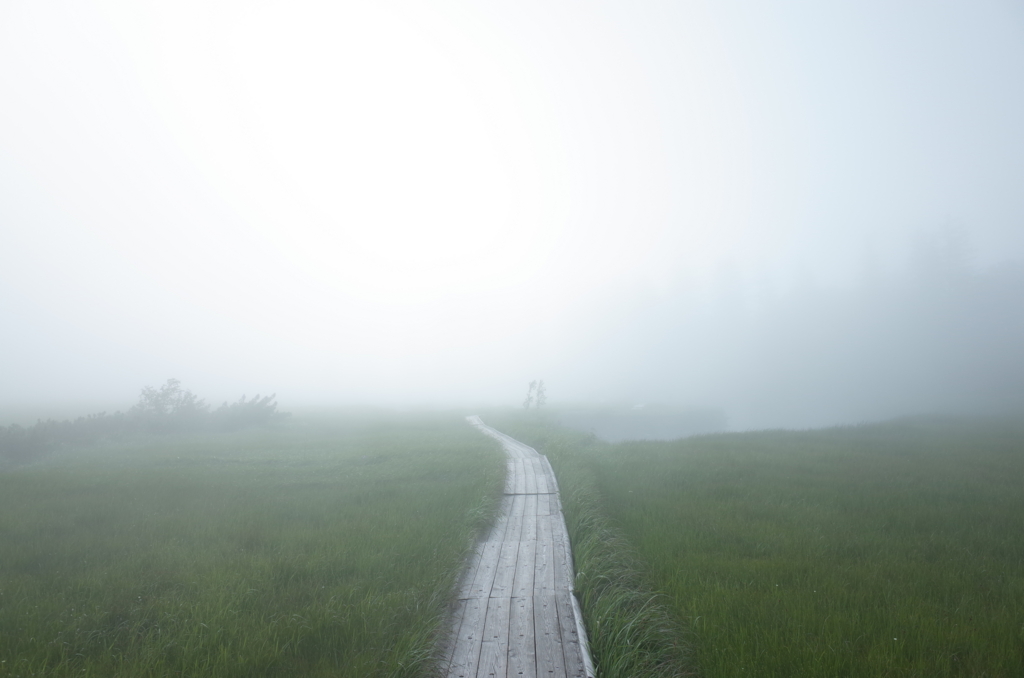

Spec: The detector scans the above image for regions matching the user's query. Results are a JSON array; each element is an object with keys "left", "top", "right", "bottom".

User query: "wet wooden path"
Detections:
[{"left": 439, "top": 416, "right": 595, "bottom": 678}]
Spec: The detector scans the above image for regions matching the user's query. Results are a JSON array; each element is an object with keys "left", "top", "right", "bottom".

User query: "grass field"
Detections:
[
  {"left": 498, "top": 413, "right": 1024, "bottom": 678},
  {"left": 0, "top": 413, "right": 503, "bottom": 678}
]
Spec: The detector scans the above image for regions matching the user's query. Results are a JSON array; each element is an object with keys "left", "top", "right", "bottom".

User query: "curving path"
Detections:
[{"left": 438, "top": 416, "right": 595, "bottom": 678}]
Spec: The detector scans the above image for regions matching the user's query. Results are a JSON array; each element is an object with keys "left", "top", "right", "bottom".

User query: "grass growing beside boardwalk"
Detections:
[
  {"left": 597, "top": 418, "right": 1024, "bottom": 677},
  {"left": 504, "top": 413, "right": 1024, "bottom": 677},
  {"left": 488, "top": 413, "right": 695, "bottom": 677},
  {"left": 0, "top": 413, "right": 504, "bottom": 678}
]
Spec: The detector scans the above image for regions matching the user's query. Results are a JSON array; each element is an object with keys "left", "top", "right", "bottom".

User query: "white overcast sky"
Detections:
[{"left": 2, "top": 1, "right": 1024, "bottom": 424}]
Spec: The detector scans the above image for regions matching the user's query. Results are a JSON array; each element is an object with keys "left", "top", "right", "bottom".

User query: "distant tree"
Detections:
[
  {"left": 536, "top": 380, "right": 547, "bottom": 409},
  {"left": 212, "top": 393, "right": 285, "bottom": 430},
  {"left": 131, "top": 378, "right": 208, "bottom": 418},
  {"left": 523, "top": 380, "right": 537, "bottom": 410},
  {"left": 1, "top": 380, "right": 287, "bottom": 466},
  {"left": 130, "top": 378, "right": 209, "bottom": 432}
]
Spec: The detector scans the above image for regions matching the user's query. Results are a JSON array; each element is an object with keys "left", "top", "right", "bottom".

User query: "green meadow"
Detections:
[
  {"left": 6, "top": 408, "right": 1022, "bottom": 678},
  {"left": 0, "top": 413, "right": 503, "bottom": 678},
  {"left": 498, "top": 413, "right": 1024, "bottom": 678}
]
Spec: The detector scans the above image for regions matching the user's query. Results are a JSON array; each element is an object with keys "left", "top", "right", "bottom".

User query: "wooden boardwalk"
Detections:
[{"left": 439, "top": 416, "right": 595, "bottom": 678}]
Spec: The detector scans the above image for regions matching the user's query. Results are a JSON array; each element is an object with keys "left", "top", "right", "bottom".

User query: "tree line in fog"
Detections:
[{"left": 0, "top": 379, "right": 288, "bottom": 464}]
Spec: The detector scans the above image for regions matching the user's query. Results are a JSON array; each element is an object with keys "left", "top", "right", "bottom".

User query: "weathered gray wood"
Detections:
[
  {"left": 534, "top": 594, "right": 567, "bottom": 678},
  {"left": 449, "top": 417, "right": 595, "bottom": 678},
  {"left": 549, "top": 514, "right": 575, "bottom": 592},
  {"left": 512, "top": 540, "right": 536, "bottom": 599},
  {"left": 536, "top": 493, "right": 551, "bottom": 517},
  {"left": 503, "top": 436, "right": 525, "bottom": 458},
  {"left": 455, "top": 545, "right": 486, "bottom": 600},
  {"left": 485, "top": 494, "right": 512, "bottom": 540},
  {"left": 537, "top": 507, "right": 553, "bottom": 548},
  {"left": 439, "top": 598, "right": 467, "bottom": 674},
  {"left": 552, "top": 516, "right": 577, "bottom": 573},
  {"left": 449, "top": 596, "right": 487, "bottom": 677},
  {"left": 555, "top": 591, "right": 588, "bottom": 678},
  {"left": 534, "top": 539, "right": 554, "bottom": 596},
  {"left": 514, "top": 459, "right": 526, "bottom": 494},
  {"left": 478, "top": 597, "right": 511, "bottom": 678},
  {"left": 508, "top": 597, "right": 537, "bottom": 678},
  {"left": 553, "top": 512, "right": 571, "bottom": 550},
  {"left": 505, "top": 494, "right": 526, "bottom": 543},
  {"left": 522, "top": 494, "right": 538, "bottom": 537},
  {"left": 534, "top": 458, "right": 550, "bottom": 494},
  {"left": 524, "top": 459, "right": 537, "bottom": 494},
  {"left": 522, "top": 499, "right": 539, "bottom": 544},
  {"left": 491, "top": 540, "right": 520, "bottom": 599},
  {"left": 468, "top": 541, "right": 502, "bottom": 599},
  {"left": 505, "top": 460, "right": 516, "bottom": 494},
  {"left": 542, "top": 457, "right": 559, "bottom": 493}
]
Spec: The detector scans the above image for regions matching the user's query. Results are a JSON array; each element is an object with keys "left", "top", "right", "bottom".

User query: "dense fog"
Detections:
[{"left": 2, "top": 1, "right": 1023, "bottom": 430}]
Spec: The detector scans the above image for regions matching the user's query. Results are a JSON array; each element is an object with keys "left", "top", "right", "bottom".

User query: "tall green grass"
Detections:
[
  {"left": 509, "top": 413, "right": 1024, "bottom": 677},
  {"left": 0, "top": 413, "right": 503, "bottom": 678},
  {"left": 601, "top": 418, "right": 1024, "bottom": 677}
]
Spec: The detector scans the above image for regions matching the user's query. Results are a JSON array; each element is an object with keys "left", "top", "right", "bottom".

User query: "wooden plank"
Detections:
[
  {"left": 487, "top": 502, "right": 511, "bottom": 543},
  {"left": 501, "top": 441, "right": 517, "bottom": 459},
  {"left": 522, "top": 494, "right": 538, "bottom": 539},
  {"left": 534, "top": 509, "right": 555, "bottom": 595},
  {"left": 457, "top": 420, "right": 595, "bottom": 678},
  {"left": 514, "top": 460, "right": 526, "bottom": 495},
  {"left": 467, "top": 541, "right": 502, "bottom": 599},
  {"left": 533, "top": 594, "right": 567, "bottom": 678},
  {"left": 490, "top": 540, "right": 520, "bottom": 599},
  {"left": 511, "top": 540, "right": 536, "bottom": 599},
  {"left": 522, "top": 498, "right": 539, "bottom": 544},
  {"left": 439, "top": 598, "right": 467, "bottom": 674},
  {"left": 551, "top": 493, "right": 564, "bottom": 517},
  {"left": 508, "top": 597, "right": 537, "bottom": 678},
  {"left": 507, "top": 437, "right": 530, "bottom": 458},
  {"left": 456, "top": 546, "right": 485, "bottom": 599},
  {"left": 504, "top": 459, "right": 516, "bottom": 494},
  {"left": 549, "top": 514, "right": 575, "bottom": 593},
  {"left": 478, "top": 597, "right": 511, "bottom": 678},
  {"left": 554, "top": 591, "right": 587, "bottom": 678},
  {"left": 505, "top": 494, "right": 526, "bottom": 543},
  {"left": 449, "top": 596, "right": 487, "bottom": 678},
  {"left": 553, "top": 512, "right": 572, "bottom": 553},
  {"left": 503, "top": 434, "right": 525, "bottom": 458},
  {"left": 537, "top": 504, "right": 553, "bottom": 545},
  {"left": 534, "top": 458, "right": 549, "bottom": 494},
  {"left": 542, "top": 457, "right": 560, "bottom": 493},
  {"left": 535, "top": 493, "right": 551, "bottom": 517},
  {"left": 533, "top": 539, "right": 554, "bottom": 596},
  {"left": 524, "top": 458, "right": 537, "bottom": 494},
  {"left": 561, "top": 513, "right": 574, "bottom": 556}
]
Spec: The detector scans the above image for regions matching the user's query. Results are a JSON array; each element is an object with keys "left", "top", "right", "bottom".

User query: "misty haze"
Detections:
[{"left": 2, "top": 1, "right": 1023, "bottom": 676}]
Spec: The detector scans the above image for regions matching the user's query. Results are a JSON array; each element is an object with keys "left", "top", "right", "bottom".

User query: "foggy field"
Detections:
[
  {"left": 0, "top": 414, "right": 502, "bottom": 678},
  {"left": 500, "top": 414, "right": 1024, "bottom": 677},
  {"left": 5, "top": 3, "right": 1024, "bottom": 677}
]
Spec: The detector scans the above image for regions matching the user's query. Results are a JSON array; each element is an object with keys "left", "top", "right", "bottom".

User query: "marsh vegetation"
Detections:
[
  {"left": 501, "top": 413, "right": 1024, "bottom": 677},
  {"left": 0, "top": 413, "right": 502, "bottom": 678}
]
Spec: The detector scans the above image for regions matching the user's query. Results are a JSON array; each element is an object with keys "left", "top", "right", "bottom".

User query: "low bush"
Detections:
[{"left": 0, "top": 380, "right": 288, "bottom": 465}]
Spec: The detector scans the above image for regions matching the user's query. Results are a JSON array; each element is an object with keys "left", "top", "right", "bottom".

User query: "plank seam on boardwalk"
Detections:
[{"left": 440, "top": 416, "right": 595, "bottom": 678}]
